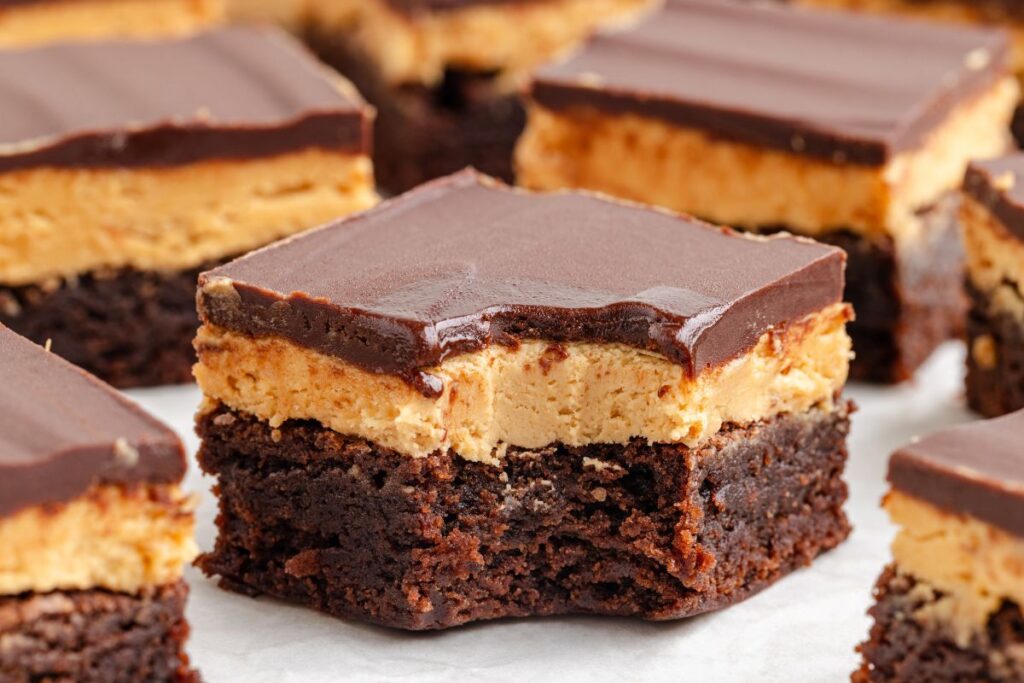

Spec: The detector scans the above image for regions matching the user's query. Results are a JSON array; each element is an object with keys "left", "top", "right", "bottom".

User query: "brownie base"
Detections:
[
  {"left": 854, "top": 566, "right": 1024, "bottom": 682},
  {"left": 807, "top": 198, "right": 964, "bottom": 383},
  {"left": 966, "top": 282, "right": 1024, "bottom": 417},
  {"left": 0, "top": 581, "right": 196, "bottom": 683},
  {"left": 197, "top": 404, "right": 851, "bottom": 630},
  {"left": 0, "top": 261, "right": 216, "bottom": 389},
  {"left": 305, "top": 28, "right": 525, "bottom": 195}
]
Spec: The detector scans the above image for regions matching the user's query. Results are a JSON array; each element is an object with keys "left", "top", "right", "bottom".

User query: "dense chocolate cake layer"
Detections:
[
  {"left": 0, "top": 260, "right": 217, "bottom": 390},
  {"left": 200, "top": 170, "right": 845, "bottom": 392},
  {"left": 530, "top": 0, "right": 1009, "bottom": 165},
  {"left": 965, "top": 156, "right": 1024, "bottom": 242},
  {"left": 855, "top": 567, "right": 1024, "bottom": 683},
  {"left": 197, "top": 404, "right": 850, "bottom": 630},
  {"left": 967, "top": 283, "right": 1024, "bottom": 418},
  {"left": 816, "top": 197, "right": 964, "bottom": 383},
  {"left": 889, "top": 410, "right": 1024, "bottom": 536},
  {"left": 0, "top": 582, "right": 196, "bottom": 683},
  {"left": 0, "top": 27, "right": 368, "bottom": 171},
  {"left": 0, "top": 325, "right": 185, "bottom": 517}
]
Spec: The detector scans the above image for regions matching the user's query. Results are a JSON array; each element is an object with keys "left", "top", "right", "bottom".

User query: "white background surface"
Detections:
[{"left": 126, "top": 341, "right": 977, "bottom": 683}]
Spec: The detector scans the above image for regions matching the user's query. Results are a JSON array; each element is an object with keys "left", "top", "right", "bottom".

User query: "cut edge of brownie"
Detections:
[
  {"left": 0, "top": 581, "right": 197, "bottom": 683},
  {"left": 303, "top": 27, "right": 525, "bottom": 194},
  {"left": 854, "top": 566, "right": 1024, "bottom": 682},
  {"left": 761, "top": 195, "right": 964, "bottom": 383},
  {"left": 0, "top": 258, "right": 227, "bottom": 389},
  {"left": 196, "top": 402, "right": 852, "bottom": 630}
]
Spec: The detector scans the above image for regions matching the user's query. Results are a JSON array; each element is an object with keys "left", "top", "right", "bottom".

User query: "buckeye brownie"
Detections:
[
  {"left": 194, "top": 169, "right": 853, "bottom": 630},
  {"left": 0, "top": 0, "right": 222, "bottom": 47},
  {"left": 0, "top": 27, "right": 376, "bottom": 388},
  {"left": 855, "top": 411, "right": 1024, "bottom": 682},
  {"left": 265, "top": 0, "right": 659, "bottom": 193},
  {"left": 516, "top": 0, "right": 1018, "bottom": 383},
  {"left": 0, "top": 325, "right": 198, "bottom": 682},
  {"left": 962, "top": 157, "right": 1024, "bottom": 417}
]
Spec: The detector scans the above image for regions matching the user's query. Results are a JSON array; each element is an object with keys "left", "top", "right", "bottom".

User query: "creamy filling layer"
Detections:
[
  {"left": 195, "top": 303, "right": 851, "bottom": 464},
  {"left": 0, "top": 484, "right": 197, "bottom": 596},
  {"left": 797, "top": 0, "right": 1024, "bottom": 78},
  {"left": 516, "top": 78, "right": 1017, "bottom": 242},
  {"left": 303, "top": 0, "right": 657, "bottom": 86},
  {"left": 888, "top": 491, "right": 1024, "bottom": 646},
  {"left": 0, "top": 150, "right": 376, "bottom": 287},
  {"left": 0, "top": 0, "right": 223, "bottom": 47},
  {"left": 962, "top": 195, "right": 1024, "bottom": 322}
]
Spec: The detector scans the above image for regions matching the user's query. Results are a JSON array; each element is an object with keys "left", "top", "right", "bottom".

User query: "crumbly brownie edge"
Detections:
[
  {"left": 853, "top": 566, "right": 1024, "bottom": 682},
  {"left": 0, "top": 261, "right": 220, "bottom": 389},
  {"left": 813, "top": 199, "right": 965, "bottom": 383},
  {"left": 196, "top": 403, "right": 851, "bottom": 630},
  {"left": 0, "top": 581, "right": 197, "bottom": 683},
  {"left": 966, "top": 282, "right": 1024, "bottom": 417},
  {"left": 304, "top": 27, "right": 524, "bottom": 194}
]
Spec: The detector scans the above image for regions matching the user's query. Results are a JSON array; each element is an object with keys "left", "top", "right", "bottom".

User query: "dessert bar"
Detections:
[
  {"left": 0, "top": 27, "right": 376, "bottom": 388},
  {"left": 855, "top": 410, "right": 1024, "bottom": 681},
  {"left": 516, "top": 0, "right": 1018, "bottom": 382},
  {"left": 0, "top": 0, "right": 222, "bottom": 47},
  {"left": 291, "top": 0, "right": 656, "bottom": 192},
  {"left": 962, "top": 156, "right": 1024, "bottom": 417},
  {"left": 194, "top": 170, "right": 853, "bottom": 630},
  {"left": 0, "top": 325, "right": 198, "bottom": 682}
]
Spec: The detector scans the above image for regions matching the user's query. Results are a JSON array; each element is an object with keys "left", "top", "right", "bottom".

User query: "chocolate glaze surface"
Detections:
[
  {"left": 0, "top": 325, "right": 186, "bottom": 518},
  {"left": 889, "top": 409, "right": 1024, "bottom": 537},
  {"left": 0, "top": 26, "right": 368, "bottom": 172},
  {"left": 965, "top": 155, "right": 1024, "bottom": 242},
  {"left": 199, "top": 170, "right": 845, "bottom": 396},
  {"left": 530, "top": 0, "right": 1009, "bottom": 166}
]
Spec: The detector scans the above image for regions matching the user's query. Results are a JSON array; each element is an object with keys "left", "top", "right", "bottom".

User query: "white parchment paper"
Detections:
[{"left": 125, "top": 341, "right": 975, "bottom": 683}]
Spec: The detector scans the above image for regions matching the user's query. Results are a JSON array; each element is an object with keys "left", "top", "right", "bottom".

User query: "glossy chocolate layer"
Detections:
[
  {"left": 199, "top": 170, "right": 845, "bottom": 396},
  {"left": 965, "top": 155, "right": 1024, "bottom": 242},
  {"left": 889, "top": 410, "right": 1024, "bottom": 537},
  {"left": 0, "top": 26, "right": 368, "bottom": 172},
  {"left": 530, "top": 0, "right": 1009, "bottom": 166},
  {"left": 0, "top": 325, "right": 186, "bottom": 518}
]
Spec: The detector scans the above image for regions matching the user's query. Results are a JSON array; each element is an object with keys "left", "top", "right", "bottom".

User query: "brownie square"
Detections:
[
  {"left": 193, "top": 170, "right": 854, "bottom": 629},
  {"left": 0, "top": 27, "right": 375, "bottom": 387},
  {"left": 517, "top": 0, "right": 1018, "bottom": 382},
  {"left": 855, "top": 411, "right": 1024, "bottom": 681}
]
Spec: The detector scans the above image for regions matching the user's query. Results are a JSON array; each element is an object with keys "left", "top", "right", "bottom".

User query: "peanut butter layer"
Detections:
[
  {"left": 797, "top": 0, "right": 1024, "bottom": 78},
  {"left": 0, "top": 484, "right": 197, "bottom": 596},
  {"left": 887, "top": 491, "right": 1024, "bottom": 645},
  {"left": 517, "top": 77, "right": 1017, "bottom": 242},
  {"left": 195, "top": 303, "right": 851, "bottom": 464},
  {"left": 0, "top": 0, "right": 222, "bottom": 48},
  {"left": 962, "top": 195, "right": 1024, "bottom": 321},
  {"left": 0, "top": 150, "right": 376, "bottom": 286},
  {"left": 304, "top": 0, "right": 657, "bottom": 86}
]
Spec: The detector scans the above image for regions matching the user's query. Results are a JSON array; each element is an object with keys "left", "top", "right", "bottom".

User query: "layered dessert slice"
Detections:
[
  {"left": 0, "top": 325, "right": 198, "bottom": 682},
  {"left": 855, "top": 411, "right": 1024, "bottom": 682},
  {"left": 516, "top": 0, "right": 1018, "bottom": 383},
  {"left": 0, "top": 26, "right": 376, "bottom": 388},
  {"left": 194, "top": 169, "right": 854, "bottom": 630},
  {"left": 0, "top": 0, "right": 222, "bottom": 48},
  {"left": 287, "top": 0, "right": 657, "bottom": 193},
  {"left": 962, "top": 156, "right": 1024, "bottom": 417}
]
